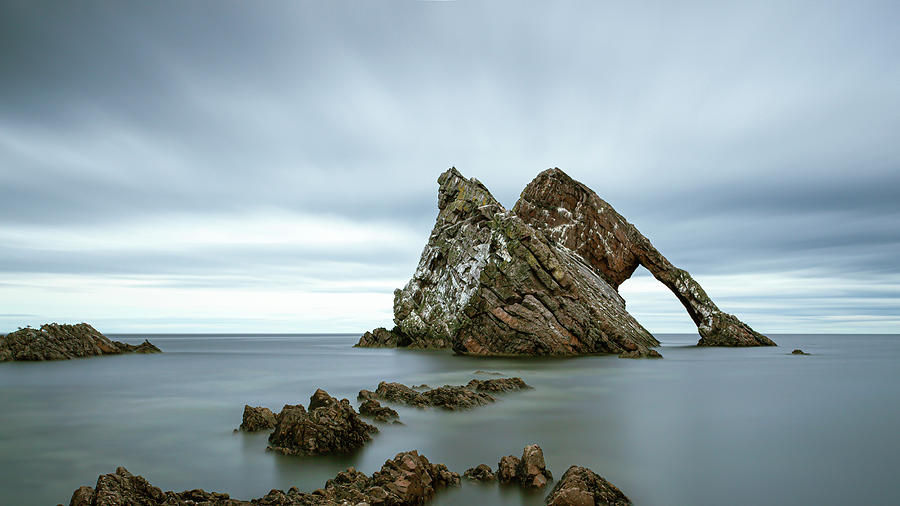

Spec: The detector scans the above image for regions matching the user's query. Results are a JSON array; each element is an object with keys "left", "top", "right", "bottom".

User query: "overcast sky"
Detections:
[{"left": 1, "top": 1, "right": 898, "bottom": 335}]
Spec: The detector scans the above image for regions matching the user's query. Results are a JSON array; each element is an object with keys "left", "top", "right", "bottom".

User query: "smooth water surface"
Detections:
[{"left": 1, "top": 334, "right": 898, "bottom": 505}]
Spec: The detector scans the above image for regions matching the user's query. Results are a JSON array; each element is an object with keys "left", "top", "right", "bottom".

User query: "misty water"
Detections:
[{"left": 1, "top": 334, "right": 899, "bottom": 505}]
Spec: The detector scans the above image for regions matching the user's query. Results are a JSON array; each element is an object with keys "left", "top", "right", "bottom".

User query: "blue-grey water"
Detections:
[{"left": 1, "top": 334, "right": 899, "bottom": 505}]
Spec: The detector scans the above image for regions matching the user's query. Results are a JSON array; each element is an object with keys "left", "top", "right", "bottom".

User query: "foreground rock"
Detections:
[
  {"left": 239, "top": 405, "right": 277, "bottom": 432},
  {"left": 545, "top": 465, "right": 632, "bottom": 505},
  {"left": 369, "top": 377, "right": 530, "bottom": 411},
  {"left": 358, "top": 167, "right": 771, "bottom": 353},
  {"left": 69, "top": 451, "right": 460, "bottom": 505},
  {"left": 267, "top": 389, "right": 377, "bottom": 456},
  {"left": 497, "top": 444, "right": 553, "bottom": 489},
  {"left": 0, "top": 323, "right": 161, "bottom": 362}
]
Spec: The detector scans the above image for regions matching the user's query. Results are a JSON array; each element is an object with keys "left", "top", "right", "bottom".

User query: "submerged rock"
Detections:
[
  {"left": 791, "top": 349, "right": 811, "bottom": 355},
  {"left": 358, "top": 399, "right": 400, "bottom": 423},
  {"left": 360, "top": 167, "right": 772, "bottom": 354},
  {"left": 545, "top": 465, "right": 632, "bottom": 505},
  {"left": 239, "top": 405, "right": 277, "bottom": 432},
  {"left": 618, "top": 349, "right": 663, "bottom": 359},
  {"left": 69, "top": 451, "right": 460, "bottom": 505},
  {"left": 0, "top": 323, "right": 161, "bottom": 362},
  {"left": 267, "top": 389, "right": 377, "bottom": 456},
  {"left": 463, "top": 464, "right": 496, "bottom": 482}
]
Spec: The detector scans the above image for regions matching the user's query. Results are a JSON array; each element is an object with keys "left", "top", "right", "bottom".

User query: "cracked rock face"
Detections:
[
  {"left": 239, "top": 405, "right": 277, "bottom": 432},
  {"left": 0, "top": 323, "right": 161, "bottom": 362},
  {"left": 358, "top": 167, "right": 772, "bottom": 353}
]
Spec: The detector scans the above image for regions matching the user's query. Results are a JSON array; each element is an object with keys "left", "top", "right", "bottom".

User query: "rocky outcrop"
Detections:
[
  {"left": 354, "top": 326, "right": 411, "bottom": 348},
  {"left": 497, "top": 444, "right": 553, "bottom": 489},
  {"left": 267, "top": 389, "right": 377, "bottom": 456},
  {"left": 359, "top": 399, "right": 400, "bottom": 423},
  {"left": 545, "top": 465, "right": 631, "bottom": 506},
  {"left": 239, "top": 405, "right": 276, "bottom": 432},
  {"left": 466, "top": 377, "right": 531, "bottom": 393},
  {"left": 514, "top": 168, "right": 774, "bottom": 348},
  {"left": 463, "top": 464, "right": 496, "bottom": 482},
  {"left": 359, "top": 167, "right": 771, "bottom": 353},
  {"left": 368, "top": 378, "right": 530, "bottom": 411},
  {"left": 791, "top": 349, "right": 811, "bottom": 355},
  {"left": 0, "top": 323, "right": 161, "bottom": 362},
  {"left": 69, "top": 451, "right": 460, "bottom": 505}
]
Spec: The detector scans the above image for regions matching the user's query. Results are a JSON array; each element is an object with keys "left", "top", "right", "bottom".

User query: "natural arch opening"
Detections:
[{"left": 617, "top": 265, "right": 699, "bottom": 346}]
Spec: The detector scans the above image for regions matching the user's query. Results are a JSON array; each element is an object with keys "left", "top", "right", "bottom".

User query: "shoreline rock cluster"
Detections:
[
  {"left": 358, "top": 167, "right": 774, "bottom": 355},
  {"left": 0, "top": 323, "right": 160, "bottom": 362},
  {"left": 68, "top": 444, "right": 632, "bottom": 505}
]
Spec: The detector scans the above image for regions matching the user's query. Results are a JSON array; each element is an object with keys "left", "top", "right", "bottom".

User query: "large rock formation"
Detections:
[
  {"left": 545, "top": 465, "right": 632, "bottom": 505},
  {"left": 0, "top": 323, "right": 161, "bottom": 362},
  {"left": 69, "top": 451, "right": 460, "bottom": 505},
  {"left": 358, "top": 168, "right": 772, "bottom": 353}
]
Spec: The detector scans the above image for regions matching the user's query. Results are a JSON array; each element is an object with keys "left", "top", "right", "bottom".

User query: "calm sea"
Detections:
[{"left": 0, "top": 334, "right": 898, "bottom": 505}]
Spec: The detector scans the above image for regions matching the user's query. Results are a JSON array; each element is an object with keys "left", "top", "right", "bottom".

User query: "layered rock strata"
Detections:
[
  {"left": 0, "top": 323, "right": 161, "bottom": 362},
  {"left": 545, "top": 465, "right": 632, "bottom": 505},
  {"left": 267, "top": 389, "right": 377, "bottom": 456},
  {"left": 69, "top": 451, "right": 460, "bottom": 506},
  {"left": 358, "top": 167, "right": 772, "bottom": 352}
]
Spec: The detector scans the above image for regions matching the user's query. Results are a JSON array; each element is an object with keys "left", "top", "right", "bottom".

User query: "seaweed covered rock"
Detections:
[
  {"left": 361, "top": 167, "right": 771, "bottom": 353},
  {"left": 545, "top": 465, "right": 631, "bottom": 506},
  {"left": 0, "top": 323, "right": 161, "bottom": 362},
  {"left": 267, "top": 389, "right": 377, "bottom": 456},
  {"left": 69, "top": 452, "right": 461, "bottom": 505},
  {"left": 239, "top": 405, "right": 277, "bottom": 432},
  {"left": 422, "top": 385, "right": 494, "bottom": 411}
]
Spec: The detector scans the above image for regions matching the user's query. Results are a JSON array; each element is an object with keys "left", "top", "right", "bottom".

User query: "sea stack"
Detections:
[{"left": 358, "top": 167, "right": 773, "bottom": 355}]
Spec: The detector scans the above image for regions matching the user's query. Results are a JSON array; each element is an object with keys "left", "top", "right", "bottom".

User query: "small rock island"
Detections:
[
  {"left": 0, "top": 323, "right": 160, "bottom": 362},
  {"left": 358, "top": 167, "right": 775, "bottom": 356}
]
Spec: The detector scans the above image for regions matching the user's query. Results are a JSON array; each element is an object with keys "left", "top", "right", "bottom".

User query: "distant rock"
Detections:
[
  {"left": 497, "top": 444, "right": 553, "bottom": 489},
  {"left": 354, "top": 326, "right": 411, "bottom": 348},
  {"left": 466, "top": 377, "right": 531, "bottom": 393},
  {"left": 370, "top": 378, "right": 529, "bottom": 411},
  {"left": 464, "top": 464, "right": 496, "bottom": 482},
  {"left": 618, "top": 349, "right": 663, "bottom": 359},
  {"left": 238, "top": 405, "right": 276, "bottom": 432},
  {"left": 360, "top": 167, "right": 772, "bottom": 354},
  {"left": 68, "top": 451, "right": 460, "bottom": 505},
  {"left": 358, "top": 399, "right": 400, "bottom": 423},
  {"left": 267, "top": 389, "right": 377, "bottom": 456},
  {"left": 0, "top": 323, "right": 161, "bottom": 362},
  {"left": 791, "top": 349, "right": 811, "bottom": 355},
  {"left": 545, "top": 465, "right": 632, "bottom": 505}
]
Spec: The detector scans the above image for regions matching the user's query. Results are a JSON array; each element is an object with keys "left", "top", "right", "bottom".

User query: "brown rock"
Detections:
[
  {"left": 239, "top": 405, "right": 276, "bottom": 432},
  {"left": 267, "top": 390, "right": 377, "bottom": 456},
  {"left": 618, "top": 349, "right": 663, "bottom": 359},
  {"left": 358, "top": 399, "right": 400, "bottom": 423},
  {"left": 375, "top": 381, "right": 430, "bottom": 408},
  {"left": 517, "top": 444, "right": 553, "bottom": 489},
  {"left": 355, "top": 326, "right": 411, "bottom": 348},
  {"left": 545, "top": 465, "right": 631, "bottom": 506},
  {"left": 791, "top": 349, "right": 810, "bottom": 355},
  {"left": 497, "top": 455, "right": 521, "bottom": 484},
  {"left": 463, "top": 464, "right": 496, "bottom": 482},
  {"left": 422, "top": 385, "right": 494, "bottom": 411},
  {"left": 466, "top": 377, "right": 531, "bottom": 393},
  {"left": 1, "top": 323, "right": 161, "bottom": 362}
]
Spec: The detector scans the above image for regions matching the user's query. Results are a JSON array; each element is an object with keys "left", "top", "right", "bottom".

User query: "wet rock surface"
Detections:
[
  {"left": 496, "top": 445, "right": 553, "bottom": 489},
  {"left": 463, "top": 464, "right": 496, "bottom": 482},
  {"left": 358, "top": 399, "right": 400, "bottom": 423},
  {"left": 0, "top": 323, "right": 161, "bottom": 362},
  {"left": 355, "top": 326, "right": 411, "bottom": 348},
  {"left": 239, "top": 405, "right": 276, "bottom": 432},
  {"left": 370, "top": 378, "right": 529, "bottom": 411},
  {"left": 267, "top": 389, "right": 377, "bottom": 456},
  {"left": 69, "top": 451, "right": 461, "bottom": 505},
  {"left": 360, "top": 167, "right": 771, "bottom": 353},
  {"left": 545, "top": 465, "right": 632, "bottom": 505}
]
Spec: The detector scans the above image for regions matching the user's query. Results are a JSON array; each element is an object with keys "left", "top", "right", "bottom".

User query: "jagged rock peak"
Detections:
[{"left": 437, "top": 166, "right": 502, "bottom": 213}]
